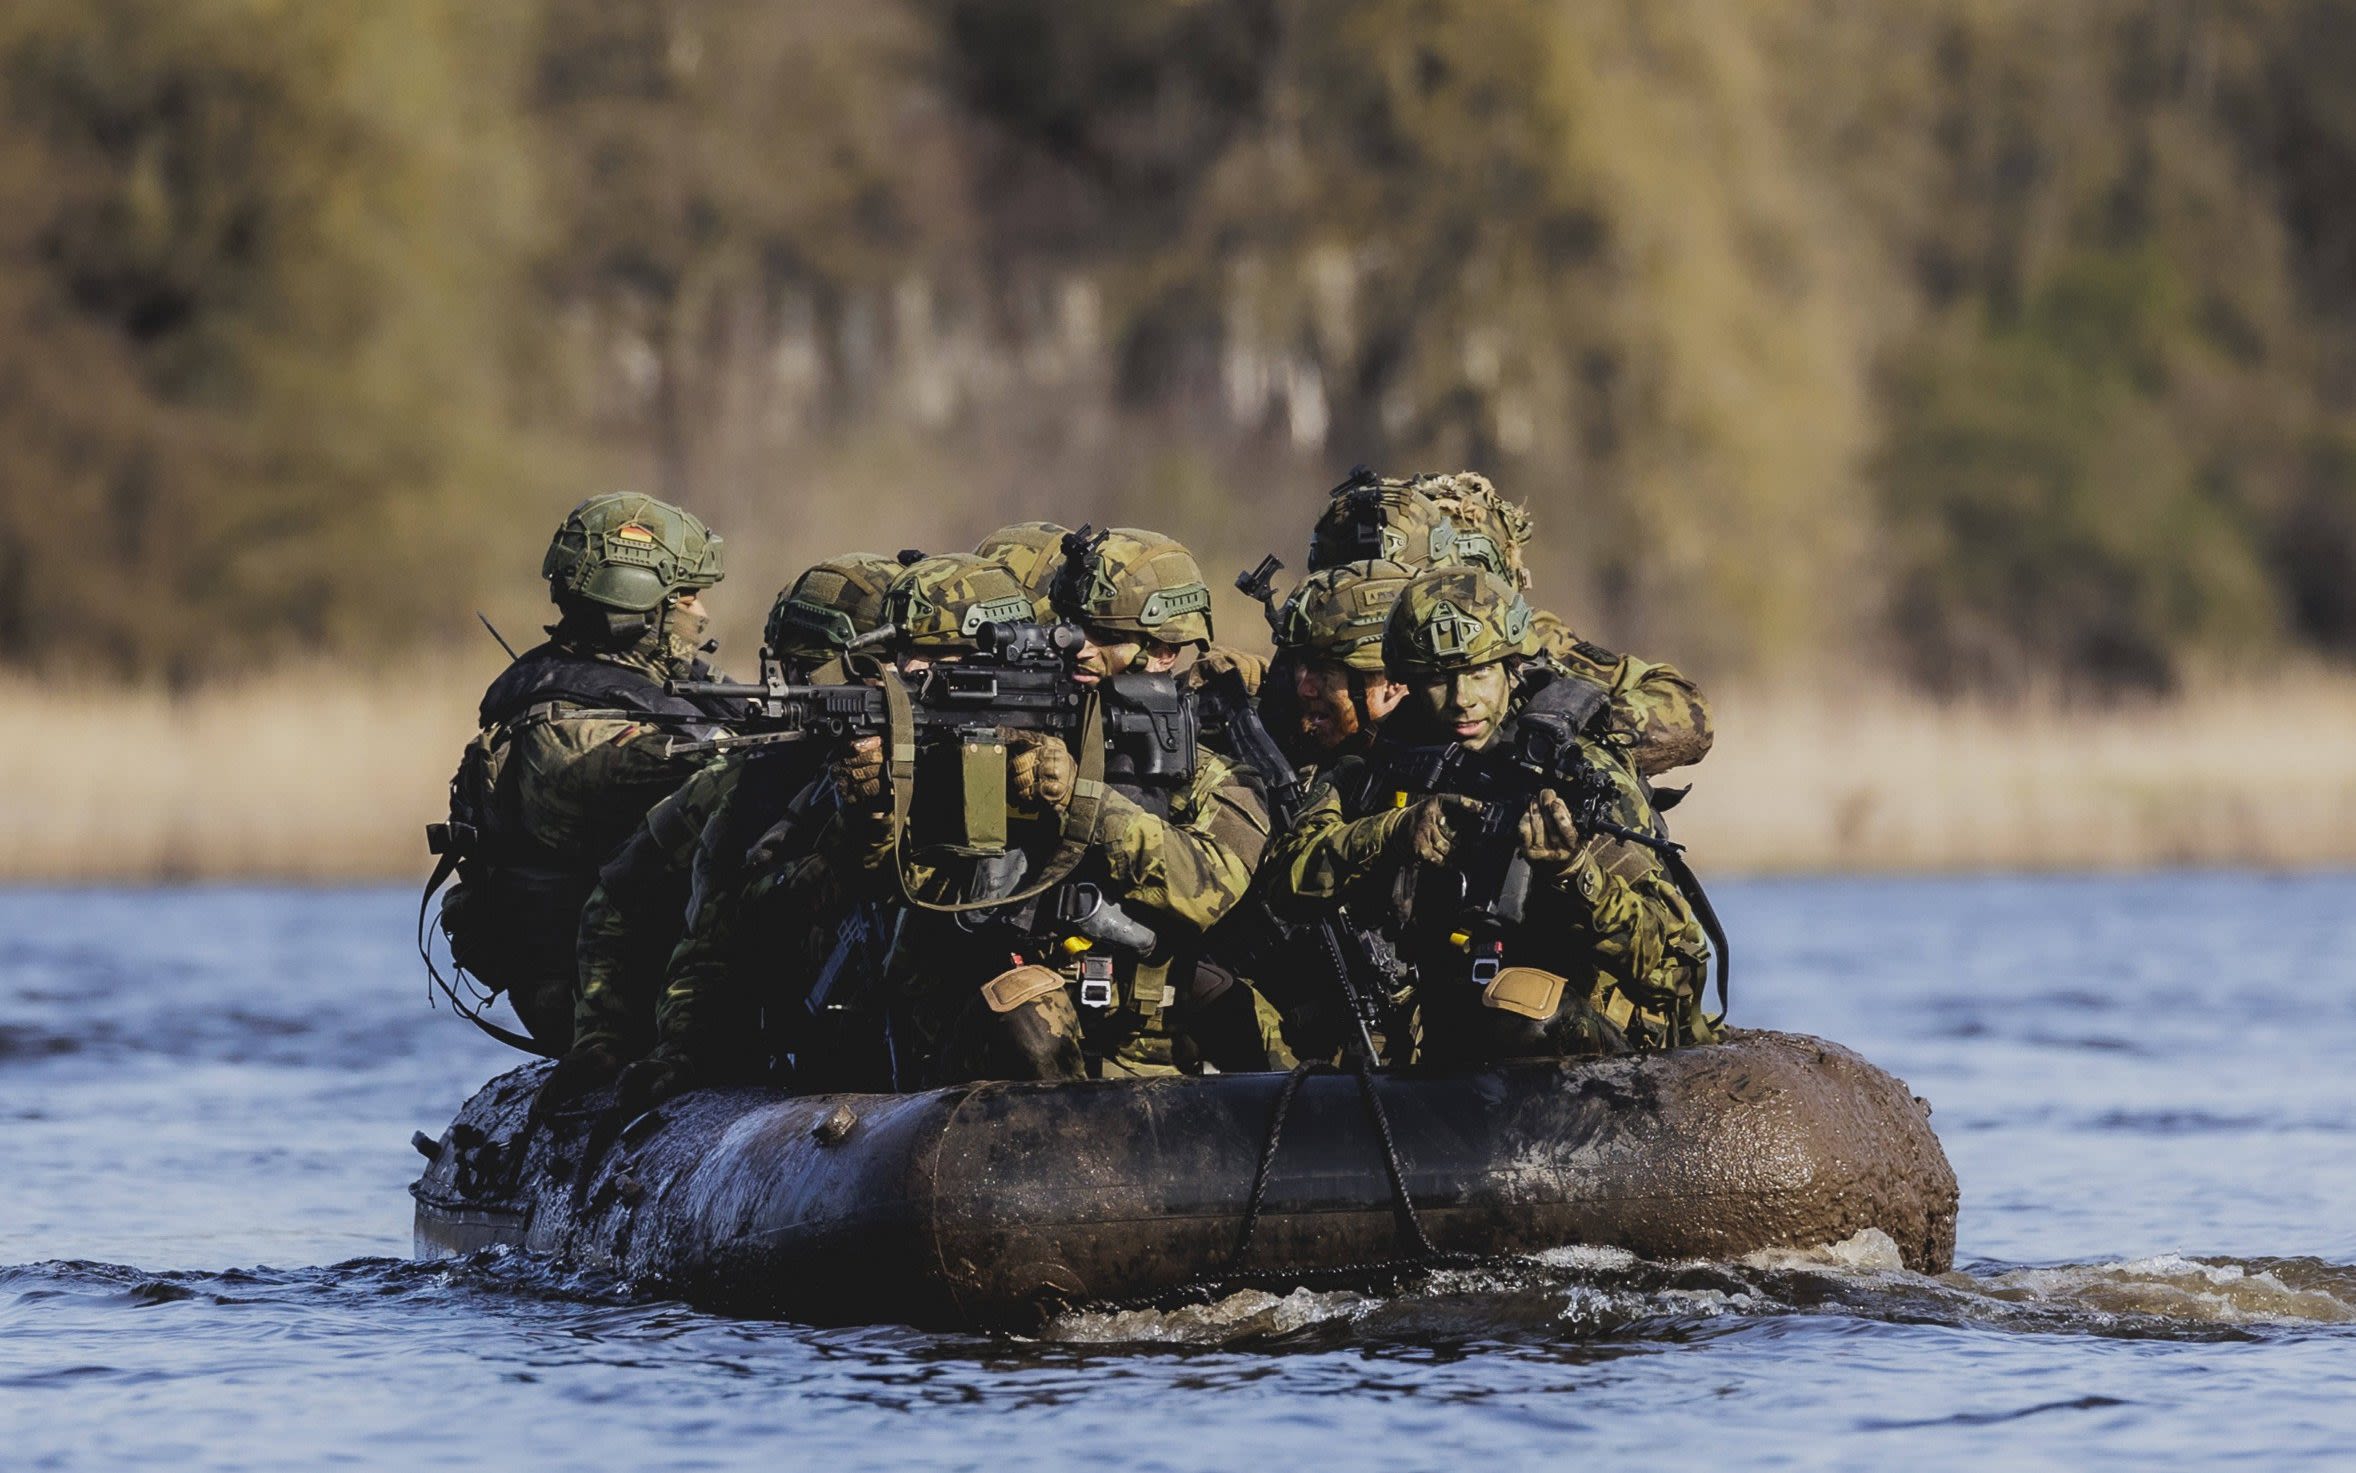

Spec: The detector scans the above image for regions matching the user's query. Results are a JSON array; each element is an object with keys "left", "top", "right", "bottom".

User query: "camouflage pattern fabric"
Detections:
[
  {"left": 972, "top": 522, "right": 1072, "bottom": 618},
  {"left": 1383, "top": 567, "right": 1536, "bottom": 676},
  {"left": 1052, "top": 527, "right": 1215, "bottom": 647},
  {"left": 1306, "top": 468, "right": 1463, "bottom": 573},
  {"left": 1272, "top": 558, "right": 1416, "bottom": 672},
  {"left": 1262, "top": 672, "right": 1715, "bottom": 1064},
  {"left": 1410, "top": 470, "right": 1533, "bottom": 589},
  {"left": 882, "top": 553, "right": 1039, "bottom": 654},
  {"left": 766, "top": 554, "right": 899, "bottom": 665},
  {"left": 1530, "top": 614, "right": 1715, "bottom": 777}
]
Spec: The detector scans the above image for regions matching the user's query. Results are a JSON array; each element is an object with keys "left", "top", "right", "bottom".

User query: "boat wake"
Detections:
[{"left": 1040, "top": 1231, "right": 2356, "bottom": 1347}]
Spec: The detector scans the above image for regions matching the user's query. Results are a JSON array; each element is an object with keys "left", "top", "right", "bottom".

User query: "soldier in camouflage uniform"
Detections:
[
  {"left": 540, "top": 552, "right": 902, "bottom": 1105},
  {"left": 1265, "top": 568, "right": 1717, "bottom": 1065},
  {"left": 429, "top": 494, "right": 732, "bottom": 1051},
  {"left": 1409, "top": 470, "right": 1713, "bottom": 778},
  {"left": 1262, "top": 558, "right": 1417, "bottom": 776}
]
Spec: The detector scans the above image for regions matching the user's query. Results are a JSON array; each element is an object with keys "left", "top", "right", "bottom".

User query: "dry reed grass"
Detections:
[{"left": 5, "top": 664, "right": 2353, "bottom": 883}]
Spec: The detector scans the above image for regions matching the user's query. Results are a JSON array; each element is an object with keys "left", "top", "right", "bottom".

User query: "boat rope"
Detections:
[{"left": 1071, "top": 1058, "right": 1503, "bottom": 1317}]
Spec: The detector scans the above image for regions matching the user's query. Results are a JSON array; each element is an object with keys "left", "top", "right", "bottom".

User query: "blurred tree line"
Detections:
[{"left": 4, "top": 0, "right": 2355, "bottom": 694}]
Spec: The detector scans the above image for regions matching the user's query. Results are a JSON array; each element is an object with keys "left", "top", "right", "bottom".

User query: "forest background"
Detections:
[{"left": 5, "top": 0, "right": 2355, "bottom": 879}]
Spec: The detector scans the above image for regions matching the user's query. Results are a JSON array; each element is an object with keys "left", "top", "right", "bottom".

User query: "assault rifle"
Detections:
[{"left": 1367, "top": 680, "right": 1731, "bottom": 1014}]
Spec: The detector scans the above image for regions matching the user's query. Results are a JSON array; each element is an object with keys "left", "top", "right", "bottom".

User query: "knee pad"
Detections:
[{"left": 980, "top": 964, "right": 1066, "bottom": 1014}]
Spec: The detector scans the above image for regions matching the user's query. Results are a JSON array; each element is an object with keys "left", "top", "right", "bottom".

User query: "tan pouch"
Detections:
[
  {"left": 1591, "top": 980, "right": 1638, "bottom": 1030},
  {"left": 1481, "top": 966, "right": 1567, "bottom": 1020},
  {"left": 981, "top": 964, "right": 1068, "bottom": 1014}
]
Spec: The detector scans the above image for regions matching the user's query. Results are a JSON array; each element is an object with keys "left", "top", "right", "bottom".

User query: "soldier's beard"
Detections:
[{"left": 658, "top": 606, "right": 712, "bottom": 673}]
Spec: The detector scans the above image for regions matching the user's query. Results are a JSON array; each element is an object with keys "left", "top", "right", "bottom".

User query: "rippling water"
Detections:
[{"left": 5, "top": 877, "right": 2354, "bottom": 1470}]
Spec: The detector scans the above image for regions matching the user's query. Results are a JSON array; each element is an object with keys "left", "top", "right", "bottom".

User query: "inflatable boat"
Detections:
[{"left": 410, "top": 1030, "right": 1957, "bottom": 1328}]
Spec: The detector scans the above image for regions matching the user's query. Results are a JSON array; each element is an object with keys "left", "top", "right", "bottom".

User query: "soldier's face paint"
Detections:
[{"left": 1411, "top": 661, "right": 1512, "bottom": 749}]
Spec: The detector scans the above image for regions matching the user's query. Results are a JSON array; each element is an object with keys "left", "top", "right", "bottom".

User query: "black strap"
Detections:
[{"left": 414, "top": 850, "right": 560, "bottom": 1058}]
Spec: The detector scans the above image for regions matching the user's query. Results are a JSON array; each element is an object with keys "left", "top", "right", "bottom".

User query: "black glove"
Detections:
[
  {"left": 536, "top": 1042, "right": 623, "bottom": 1112},
  {"left": 613, "top": 1055, "right": 693, "bottom": 1117}
]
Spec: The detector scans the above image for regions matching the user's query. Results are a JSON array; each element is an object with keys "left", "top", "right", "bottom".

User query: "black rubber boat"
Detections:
[{"left": 410, "top": 1030, "right": 1957, "bottom": 1328}]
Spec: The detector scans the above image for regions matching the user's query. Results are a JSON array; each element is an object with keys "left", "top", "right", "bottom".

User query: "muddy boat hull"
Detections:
[{"left": 411, "top": 1030, "right": 1956, "bottom": 1327}]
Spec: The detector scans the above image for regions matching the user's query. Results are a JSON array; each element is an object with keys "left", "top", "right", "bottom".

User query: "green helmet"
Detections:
[
  {"left": 1307, "top": 466, "right": 1462, "bottom": 573},
  {"left": 1271, "top": 558, "right": 1416, "bottom": 673},
  {"left": 972, "top": 521, "right": 1071, "bottom": 618},
  {"left": 1383, "top": 567, "right": 1534, "bottom": 676},
  {"left": 880, "top": 553, "right": 1039, "bottom": 655},
  {"left": 542, "top": 493, "right": 725, "bottom": 613},
  {"left": 1411, "top": 470, "right": 1534, "bottom": 587},
  {"left": 765, "top": 553, "right": 901, "bottom": 663},
  {"left": 1052, "top": 526, "right": 1215, "bottom": 648}
]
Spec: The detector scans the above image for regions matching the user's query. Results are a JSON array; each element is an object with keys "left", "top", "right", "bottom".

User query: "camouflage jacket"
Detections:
[{"left": 1527, "top": 611, "right": 1713, "bottom": 779}]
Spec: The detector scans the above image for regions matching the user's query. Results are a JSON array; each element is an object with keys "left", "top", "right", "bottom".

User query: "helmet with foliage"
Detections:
[
  {"left": 1307, "top": 466, "right": 1462, "bottom": 573},
  {"left": 1271, "top": 558, "right": 1416, "bottom": 673},
  {"left": 1052, "top": 526, "right": 1215, "bottom": 648},
  {"left": 972, "top": 521, "right": 1072, "bottom": 617},
  {"left": 765, "top": 553, "right": 901, "bottom": 664},
  {"left": 542, "top": 493, "right": 725, "bottom": 613},
  {"left": 1382, "top": 567, "right": 1534, "bottom": 677},
  {"left": 880, "top": 554, "right": 1039, "bottom": 655},
  {"left": 1411, "top": 470, "right": 1534, "bottom": 588}
]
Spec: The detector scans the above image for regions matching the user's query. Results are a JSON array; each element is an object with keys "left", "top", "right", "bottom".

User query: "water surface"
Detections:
[{"left": 4, "top": 877, "right": 2353, "bottom": 1470}]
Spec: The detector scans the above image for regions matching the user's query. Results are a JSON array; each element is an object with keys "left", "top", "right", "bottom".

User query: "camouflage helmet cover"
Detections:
[
  {"left": 881, "top": 553, "right": 1039, "bottom": 653},
  {"left": 765, "top": 552, "right": 901, "bottom": 661},
  {"left": 972, "top": 521, "right": 1072, "bottom": 617},
  {"left": 1411, "top": 470, "right": 1534, "bottom": 587},
  {"left": 1272, "top": 558, "right": 1417, "bottom": 672},
  {"left": 1382, "top": 567, "right": 1535, "bottom": 676},
  {"left": 542, "top": 492, "right": 725, "bottom": 613},
  {"left": 1052, "top": 526, "right": 1215, "bottom": 647},
  {"left": 1306, "top": 466, "right": 1462, "bottom": 573}
]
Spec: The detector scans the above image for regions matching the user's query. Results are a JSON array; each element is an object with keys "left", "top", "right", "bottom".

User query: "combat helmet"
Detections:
[
  {"left": 880, "top": 554, "right": 1039, "bottom": 655},
  {"left": 765, "top": 553, "right": 901, "bottom": 664},
  {"left": 972, "top": 521, "right": 1072, "bottom": 619},
  {"left": 1307, "top": 466, "right": 1462, "bottom": 573},
  {"left": 1271, "top": 558, "right": 1417, "bottom": 673},
  {"left": 1052, "top": 526, "right": 1215, "bottom": 649},
  {"left": 1411, "top": 470, "right": 1534, "bottom": 588},
  {"left": 1382, "top": 567, "right": 1534, "bottom": 676},
  {"left": 542, "top": 493, "right": 725, "bottom": 613}
]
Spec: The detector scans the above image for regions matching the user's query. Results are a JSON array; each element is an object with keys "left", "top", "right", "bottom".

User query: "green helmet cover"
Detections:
[
  {"left": 542, "top": 492, "right": 725, "bottom": 613},
  {"left": 881, "top": 553, "right": 1039, "bottom": 654},
  {"left": 1382, "top": 567, "right": 1535, "bottom": 677},
  {"left": 1272, "top": 558, "right": 1417, "bottom": 672},
  {"left": 766, "top": 552, "right": 901, "bottom": 661},
  {"left": 972, "top": 522, "right": 1072, "bottom": 618},
  {"left": 1410, "top": 470, "right": 1534, "bottom": 587},
  {"left": 1307, "top": 466, "right": 1462, "bottom": 573},
  {"left": 1053, "top": 526, "right": 1215, "bottom": 647}
]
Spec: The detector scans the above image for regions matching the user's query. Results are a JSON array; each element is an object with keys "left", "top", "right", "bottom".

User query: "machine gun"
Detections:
[{"left": 666, "top": 620, "right": 1199, "bottom": 856}]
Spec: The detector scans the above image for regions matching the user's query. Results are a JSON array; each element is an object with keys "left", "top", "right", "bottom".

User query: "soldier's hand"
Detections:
[
  {"left": 1008, "top": 732, "right": 1077, "bottom": 811},
  {"left": 1398, "top": 793, "right": 1484, "bottom": 867},
  {"left": 613, "top": 1055, "right": 692, "bottom": 1116},
  {"left": 832, "top": 734, "right": 886, "bottom": 809},
  {"left": 1520, "top": 790, "right": 1586, "bottom": 880},
  {"left": 536, "top": 1041, "right": 623, "bottom": 1112}
]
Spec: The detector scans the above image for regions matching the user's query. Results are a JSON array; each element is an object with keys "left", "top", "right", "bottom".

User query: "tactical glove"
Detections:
[
  {"left": 1395, "top": 793, "right": 1485, "bottom": 867},
  {"left": 536, "top": 1041, "right": 623, "bottom": 1111},
  {"left": 831, "top": 733, "right": 887, "bottom": 809},
  {"left": 613, "top": 1055, "right": 693, "bottom": 1116},
  {"left": 1007, "top": 731, "right": 1077, "bottom": 812}
]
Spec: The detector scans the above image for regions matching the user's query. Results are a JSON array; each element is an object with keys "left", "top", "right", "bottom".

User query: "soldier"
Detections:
[
  {"left": 541, "top": 552, "right": 902, "bottom": 1105},
  {"left": 1262, "top": 558, "right": 1417, "bottom": 775},
  {"left": 1265, "top": 568, "right": 1718, "bottom": 1066},
  {"left": 1411, "top": 470, "right": 1713, "bottom": 778},
  {"left": 428, "top": 493, "right": 732, "bottom": 1051}
]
